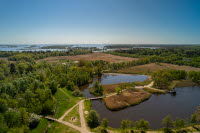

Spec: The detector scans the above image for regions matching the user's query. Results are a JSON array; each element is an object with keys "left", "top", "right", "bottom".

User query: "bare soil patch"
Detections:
[
  {"left": 118, "top": 63, "right": 200, "bottom": 74},
  {"left": 38, "top": 52, "right": 138, "bottom": 63},
  {"left": 104, "top": 89, "right": 151, "bottom": 110}
]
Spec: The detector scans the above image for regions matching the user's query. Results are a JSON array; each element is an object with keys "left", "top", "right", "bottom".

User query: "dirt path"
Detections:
[
  {"left": 59, "top": 102, "right": 79, "bottom": 121},
  {"left": 135, "top": 81, "right": 154, "bottom": 89},
  {"left": 79, "top": 100, "right": 91, "bottom": 133},
  {"left": 46, "top": 99, "right": 92, "bottom": 133},
  {"left": 45, "top": 116, "right": 83, "bottom": 132},
  {"left": 45, "top": 83, "right": 155, "bottom": 133}
]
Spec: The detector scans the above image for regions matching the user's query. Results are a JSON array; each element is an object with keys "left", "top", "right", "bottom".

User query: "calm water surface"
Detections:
[
  {"left": 82, "top": 73, "right": 148, "bottom": 98},
  {"left": 92, "top": 86, "right": 200, "bottom": 129},
  {"left": 82, "top": 73, "right": 200, "bottom": 129}
]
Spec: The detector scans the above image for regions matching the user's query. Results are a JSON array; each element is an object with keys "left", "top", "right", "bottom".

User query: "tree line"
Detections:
[
  {"left": 152, "top": 69, "right": 200, "bottom": 90},
  {"left": 107, "top": 46, "right": 200, "bottom": 68},
  {"left": 0, "top": 49, "right": 91, "bottom": 62}
]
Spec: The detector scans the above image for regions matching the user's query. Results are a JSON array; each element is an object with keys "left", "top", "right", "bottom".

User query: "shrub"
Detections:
[
  {"left": 72, "top": 89, "right": 83, "bottom": 97},
  {"left": 135, "top": 119, "right": 149, "bottom": 130},
  {"left": 174, "top": 118, "right": 185, "bottom": 128},
  {"left": 0, "top": 99, "right": 8, "bottom": 113},
  {"left": 101, "top": 118, "right": 109, "bottom": 129},
  {"left": 91, "top": 81, "right": 104, "bottom": 96},
  {"left": 87, "top": 110, "right": 100, "bottom": 128},
  {"left": 121, "top": 120, "right": 133, "bottom": 130},
  {"left": 162, "top": 115, "right": 174, "bottom": 129}
]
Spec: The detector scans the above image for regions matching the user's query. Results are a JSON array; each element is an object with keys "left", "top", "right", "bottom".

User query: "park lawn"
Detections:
[
  {"left": 47, "top": 121, "right": 80, "bottom": 133},
  {"left": 63, "top": 106, "right": 81, "bottom": 127},
  {"left": 54, "top": 88, "right": 81, "bottom": 118},
  {"left": 84, "top": 100, "right": 92, "bottom": 120}
]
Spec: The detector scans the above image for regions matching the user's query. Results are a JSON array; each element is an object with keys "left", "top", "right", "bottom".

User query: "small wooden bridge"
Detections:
[{"left": 87, "top": 96, "right": 105, "bottom": 100}]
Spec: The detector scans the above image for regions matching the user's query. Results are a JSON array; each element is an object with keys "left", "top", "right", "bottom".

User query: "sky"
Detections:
[{"left": 0, "top": 0, "right": 200, "bottom": 44}]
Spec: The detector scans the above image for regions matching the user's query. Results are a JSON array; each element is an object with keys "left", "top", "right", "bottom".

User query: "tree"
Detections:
[
  {"left": 72, "top": 89, "right": 83, "bottom": 97},
  {"left": 9, "top": 63, "right": 16, "bottom": 74},
  {"left": 49, "top": 80, "right": 58, "bottom": 95},
  {"left": 41, "top": 99, "right": 55, "bottom": 115},
  {"left": 66, "top": 81, "right": 75, "bottom": 91},
  {"left": 19, "top": 108, "right": 29, "bottom": 125},
  {"left": 135, "top": 119, "right": 150, "bottom": 130},
  {"left": 4, "top": 111, "right": 21, "bottom": 128},
  {"left": 121, "top": 120, "right": 133, "bottom": 130},
  {"left": 0, "top": 114, "right": 8, "bottom": 133},
  {"left": 152, "top": 70, "right": 172, "bottom": 89},
  {"left": 162, "top": 115, "right": 174, "bottom": 133},
  {"left": 101, "top": 118, "right": 109, "bottom": 129},
  {"left": 0, "top": 99, "right": 8, "bottom": 113},
  {"left": 92, "top": 81, "right": 104, "bottom": 96},
  {"left": 191, "top": 114, "right": 197, "bottom": 123},
  {"left": 87, "top": 110, "right": 100, "bottom": 128},
  {"left": 174, "top": 119, "right": 185, "bottom": 128}
]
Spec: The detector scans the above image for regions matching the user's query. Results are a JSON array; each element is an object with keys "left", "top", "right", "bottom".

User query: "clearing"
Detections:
[
  {"left": 117, "top": 63, "right": 200, "bottom": 74},
  {"left": 38, "top": 52, "right": 138, "bottom": 63}
]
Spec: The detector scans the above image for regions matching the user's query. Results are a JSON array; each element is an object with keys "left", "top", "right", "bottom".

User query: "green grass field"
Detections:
[
  {"left": 54, "top": 88, "right": 81, "bottom": 118},
  {"left": 63, "top": 106, "right": 81, "bottom": 126},
  {"left": 47, "top": 122, "right": 80, "bottom": 133}
]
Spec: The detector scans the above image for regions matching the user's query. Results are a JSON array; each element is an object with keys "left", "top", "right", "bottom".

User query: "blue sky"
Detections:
[{"left": 0, "top": 0, "right": 200, "bottom": 44}]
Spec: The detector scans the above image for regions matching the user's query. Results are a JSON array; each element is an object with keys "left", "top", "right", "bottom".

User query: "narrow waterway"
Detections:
[{"left": 82, "top": 73, "right": 200, "bottom": 129}]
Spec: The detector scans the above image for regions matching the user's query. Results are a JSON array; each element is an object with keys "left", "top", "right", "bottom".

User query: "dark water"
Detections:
[
  {"left": 82, "top": 73, "right": 148, "bottom": 98},
  {"left": 92, "top": 86, "right": 200, "bottom": 129},
  {"left": 82, "top": 73, "right": 200, "bottom": 129}
]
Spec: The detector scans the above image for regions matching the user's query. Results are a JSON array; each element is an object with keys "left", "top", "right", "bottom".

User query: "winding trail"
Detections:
[
  {"left": 45, "top": 99, "right": 92, "bottom": 133},
  {"left": 135, "top": 81, "right": 154, "bottom": 89},
  {"left": 45, "top": 82, "right": 155, "bottom": 133}
]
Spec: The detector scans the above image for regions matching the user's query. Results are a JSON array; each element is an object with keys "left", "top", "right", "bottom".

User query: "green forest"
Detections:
[{"left": 0, "top": 47, "right": 200, "bottom": 133}]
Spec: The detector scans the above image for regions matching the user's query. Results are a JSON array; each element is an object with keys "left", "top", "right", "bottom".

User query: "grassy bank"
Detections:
[
  {"left": 54, "top": 88, "right": 81, "bottom": 118},
  {"left": 143, "top": 87, "right": 166, "bottom": 94},
  {"left": 168, "top": 80, "right": 197, "bottom": 90}
]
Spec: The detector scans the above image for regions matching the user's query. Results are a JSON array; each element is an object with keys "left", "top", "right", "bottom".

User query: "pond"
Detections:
[
  {"left": 82, "top": 73, "right": 200, "bottom": 129},
  {"left": 82, "top": 73, "right": 148, "bottom": 98}
]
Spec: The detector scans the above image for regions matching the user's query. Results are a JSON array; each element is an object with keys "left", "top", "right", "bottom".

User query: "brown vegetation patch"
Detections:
[
  {"left": 0, "top": 57, "right": 8, "bottom": 61},
  {"left": 38, "top": 52, "right": 138, "bottom": 63},
  {"left": 118, "top": 63, "right": 200, "bottom": 74},
  {"left": 104, "top": 89, "right": 151, "bottom": 110},
  {"left": 103, "top": 84, "right": 121, "bottom": 95}
]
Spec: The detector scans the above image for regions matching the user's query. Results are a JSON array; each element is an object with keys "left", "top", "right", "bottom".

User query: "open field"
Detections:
[
  {"left": 63, "top": 106, "right": 81, "bottom": 126},
  {"left": 54, "top": 88, "right": 81, "bottom": 118},
  {"left": 104, "top": 89, "right": 151, "bottom": 110},
  {"left": 38, "top": 52, "right": 138, "bottom": 63},
  {"left": 117, "top": 63, "right": 200, "bottom": 74}
]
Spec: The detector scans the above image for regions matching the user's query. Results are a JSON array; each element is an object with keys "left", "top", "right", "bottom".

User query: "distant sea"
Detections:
[{"left": 0, "top": 44, "right": 106, "bottom": 51}]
